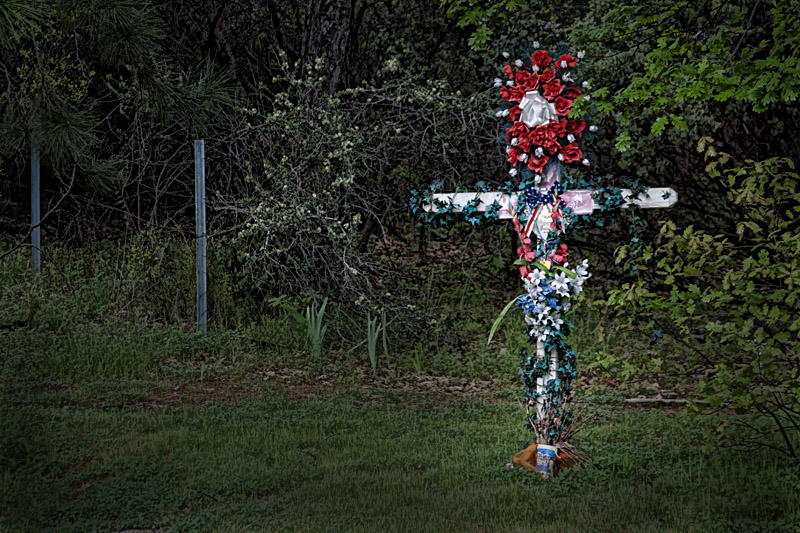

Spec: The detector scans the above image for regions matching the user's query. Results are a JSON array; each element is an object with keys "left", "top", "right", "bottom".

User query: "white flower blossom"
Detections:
[
  {"left": 567, "top": 134, "right": 575, "bottom": 143},
  {"left": 515, "top": 59, "right": 523, "bottom": 68},
  {"left": 577, "top": 50, "right": 585, "bottom": 59},
  {"left": 582, "top": 81, "right": 590, "bottom": 89},
  {"left": 575, "top": 259, "right": 590, "bottom": 279},
  {"left": 506, "top": 80, "right": 515, "bottom": 86},
  {"left": 582, "top": 158, "right": 590, "bottom": 166},
  {"left": 527, "top": 268, "right": 547, "bottom": 286},
  {"left": 535, "top": 146, "right": 544, "bottom": 157},
  {"left": 502, "top": 51, "right": 510, "bottom": 58},
  {"left": 551, "top": 272, "right": 571, "bottom": 297},
  {"left": 557, "top": 153, "right": 565, "bottom": 161},
  {"left": 532, "top": 65, "right": 540, "bottom": 72},
  {"left": 509, "top": 168, "right": 518, "bottom": 177},
  {"left": 589, "top": 125, "right": 598, "bottom": 132},
  {"left": 511, "top": 137, "right": 518, "bottom": 146},
  {"left": 518, "top": 153, "right": 529, "bottom": 162},
  {"left": 560, "top": 60, "right": 568, "bottom": 68},
  {"left": 533, "top": 41, "right": 540, "bottom": 49}
]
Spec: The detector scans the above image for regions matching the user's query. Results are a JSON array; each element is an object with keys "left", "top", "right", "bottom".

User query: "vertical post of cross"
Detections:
[
  {"left": 31, "top": 144, "right": 41, "bottom": 280},
  {"left": 194, "top": 140, "right": 207, "bottom": 332}
]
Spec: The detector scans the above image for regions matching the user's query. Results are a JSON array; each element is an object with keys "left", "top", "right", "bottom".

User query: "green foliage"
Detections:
[
  {"left": 305, "top": 297, "right": 328, "bottom": 363},
  {"left": 576, "top": 0, "right": 800, "bottom": 141},
  {"left": 366, "top": 309, "right": 385, "bottom": 375},
  {"left": 441, "top": 0, "right": 527, "bottom": 49},
  {"left": 608, "top": 141, "right": 800, "bottom": 459}
]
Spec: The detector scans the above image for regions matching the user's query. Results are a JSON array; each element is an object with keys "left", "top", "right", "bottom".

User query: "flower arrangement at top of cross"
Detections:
[{"left": 493, "top": 46, "right": 596, "bottom": 183}]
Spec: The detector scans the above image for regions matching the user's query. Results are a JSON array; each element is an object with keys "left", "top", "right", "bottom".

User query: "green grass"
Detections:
[
  {"left": 2, "top": 240, "right": 799, "bottom": 531},
  {"left": 2, "top": 384, "right": 799, "bottom": 532}
]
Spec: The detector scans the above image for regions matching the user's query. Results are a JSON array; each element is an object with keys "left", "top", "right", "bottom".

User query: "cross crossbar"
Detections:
[{"left": 423, "top": 187, "right": 677, "bottom": 218}]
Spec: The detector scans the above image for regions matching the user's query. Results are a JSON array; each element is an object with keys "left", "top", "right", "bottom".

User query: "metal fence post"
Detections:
[
  {"left": 31, "top": 145, "right": 41, "bottom": 279},
  {"left": 194, "top": 140, "right": 207, "bottom": 331}
]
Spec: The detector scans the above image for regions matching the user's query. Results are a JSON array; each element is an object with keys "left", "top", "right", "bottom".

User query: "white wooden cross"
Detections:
[{"left": 423, "top": 181, "right": 677, "bottom": 423}]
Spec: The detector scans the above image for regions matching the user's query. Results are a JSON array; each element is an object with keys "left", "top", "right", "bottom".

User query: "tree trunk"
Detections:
[{"left": 302, "top": 0, "right": 357, "bottom": 93}]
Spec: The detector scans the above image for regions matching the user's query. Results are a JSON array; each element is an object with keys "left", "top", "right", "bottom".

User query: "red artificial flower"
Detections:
[
  {"left": 561, "top": 142, "right": 583, "bottom": 163},
  {"left": 517, "top": 244, "right": 537, "bottom": 262},
  {"left": 539, "top": 69, "right": 555, "bottom": 84},
  {"left": 564, "top": 85, "right": 582, "bottom": 99},
  {"left": 542, "top": 79, "right": 564, "bottom": 101},
  {"left": 543, "top": 139, "right": 561, "bottom": 155},
  {"left": 519, "top": 265, "right": 531, "bottom": 278},
  {"left": 517, "top": 132, "right": 532, "bottom": 152},
  {"left": 499, "top": 87, "right": 511, "bottom": 101},
  {"left": 556, "top": 54, "right": 578, "bottom": 70},
  {"left": 548, "top": 243, "right": 569, "bottom": 264},
  {"left": 507, "top": 146, "right": 521, "bottom": 165},
  {"left": 504, "top": 64, "right": 515, "bottom": 79},
  {"left": 509, "top": 85, "right": 526, "bottom": 102},
  {"left": 530, "top": 50, "right": 552, "bottom": 69},
  {"left": 527, "top": 154, "right": 550, "bottom": 174},
  {"left": 549, "top": 119, "right": 566, "bottom": 139},
  {"left": 506, "top": 121, "right": 530, "bottom": 139},
  {"left": 531, "top": 124, "right": 551, "bottom": 145},
  {"left": 565, "top": 119, "right": 586, "bottom": 136},
  {"left": 516, "top": 70, "right": 540, "bottom": 92},
  {"left": 554, "top": 96, "right": 573, "bottom": 116},
  {"left": 508, "top": 105, "right": 521, "bottom": 122}
]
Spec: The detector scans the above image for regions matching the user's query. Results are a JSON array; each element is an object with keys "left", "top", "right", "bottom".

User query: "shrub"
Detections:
[{"left": 608, "top": 139, "right": 800, "bottom": 460}]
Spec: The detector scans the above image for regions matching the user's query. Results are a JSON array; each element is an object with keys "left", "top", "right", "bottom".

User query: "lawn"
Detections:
[
  {"left": 1, "top": 247, "right": 798, "bottom": 532},
  {"left": 2, "top": 375, "right": 798, "bottom": 532}
]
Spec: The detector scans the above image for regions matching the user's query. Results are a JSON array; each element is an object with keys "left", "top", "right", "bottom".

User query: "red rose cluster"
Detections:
[{"left": 497, "top": 50, "right": 587, "bottom": 177}]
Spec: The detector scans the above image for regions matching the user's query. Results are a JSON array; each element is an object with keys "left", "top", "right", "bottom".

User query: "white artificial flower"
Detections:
[
  {"left": 582, "top": 158, "right": 590, "bottom": 166},
  {"left": 535, "top": 174, "right": 543, "bottom": 184},
  {"left": 506, "top": 80, "right": 515, "bottom": 86},
  {"left": 577, "top": 50, "right": 586, "bottom": 59},
  {"left": 557, "top": 153, "right": 565, "bottom": 161},
  {"left": 551, "top": 272, "right": 570, "bottom": 297},
  {"left": 509, "top": 168, "right": 518, "bottom": 177},
  {"left": 584, "top": 94, "right": 591, "bottom": 101},
  {"left": 562, "top": 301, "right": 572, "bottom": 313},
  {"left": 532, "top": 65, "right": 540, "bottom": 72},
  {"left": 575, "top": 259, "right": 590, "bottom": 278},
  {"left": 518, "top": 153, "right": 529, "bottom": 162},
  {"left": 495, "top": 110, "right": 504, "bottom": 117},
  {"left": 528, "top": 268, "right": 547, "bottom": 285},
  {"left": 535, "top": 146, "right": 544, "bottom": 157},
  {"left": 502, "top": 109, "right": 510, "bottom": 117},
  {"left": 515, "top": 59, "right": 523, "bottom": 68},
  {"left": 511, "top": 137, "right": 518, "bottom": 146},
  {"left": 589, "top": 125, "right": 598, "bottom": 132},
  {"left": 502, "top": 51, "right": 510, "bottom": 58},
  {"left": 506, "top": 145, "right": 512, "bottom": 153},
  {"left": 551, "top": 317, "right": 564, "bottom": 330},
  {"left": 533, "top": 41, "right": 540, "bottom": 49},
  {"left": 560, "top": 60, "right": 567, "bottom": 68},
  {"left": 562, "top": 73, "right": 572, "bottom": 82},
  {"left": 493, "top": 78, "right": 503, "bottom": 88},
  {"left": 567, "top": 134, "right": 575, "bottom": 143},
  {"left": 582, "top": 81, "right": 590, "bottom": 89}
]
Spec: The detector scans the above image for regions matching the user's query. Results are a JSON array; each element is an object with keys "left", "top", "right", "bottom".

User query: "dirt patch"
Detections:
[{"left": 138, "top": 366, "right": 503, "bottom": 410}]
